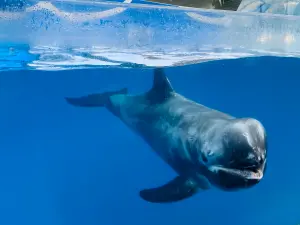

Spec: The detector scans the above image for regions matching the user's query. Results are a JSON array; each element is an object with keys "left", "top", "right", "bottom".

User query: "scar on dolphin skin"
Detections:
[{"left": 65, "top": 67, "right": 268, "bottom": 203}]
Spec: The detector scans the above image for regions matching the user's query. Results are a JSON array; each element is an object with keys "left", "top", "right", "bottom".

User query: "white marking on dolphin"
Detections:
[{"left": 65, "top": 68, "right": 268, "bottom": 203}]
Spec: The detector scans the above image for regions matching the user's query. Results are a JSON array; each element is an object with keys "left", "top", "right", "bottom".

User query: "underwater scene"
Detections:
[{"left": 0, "top": 0, "right": 300, "bottom": 225}]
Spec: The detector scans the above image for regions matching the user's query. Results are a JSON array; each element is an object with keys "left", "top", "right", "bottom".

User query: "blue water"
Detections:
[
  {"left": 0, "top": 56, "right": 299, "bottom": 225},
  {"left": 1, "top": 0, "right": 300, "bottom": 224}
]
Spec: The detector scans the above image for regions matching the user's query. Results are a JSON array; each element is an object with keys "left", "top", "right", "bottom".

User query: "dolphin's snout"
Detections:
[
  {"left": 230, "top": 149, "right": 265, "bottom": 172},
  {"left": 223, "top": 124, "right": 266, "bottom": 173},
  {"left": 212, "top": 122, "right": 267, "bottom": 191}
]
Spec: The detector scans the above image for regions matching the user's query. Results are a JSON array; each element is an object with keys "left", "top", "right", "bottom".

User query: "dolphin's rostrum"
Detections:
[{"left": 65, "top": 68, "right": 268, "bottom": 203}]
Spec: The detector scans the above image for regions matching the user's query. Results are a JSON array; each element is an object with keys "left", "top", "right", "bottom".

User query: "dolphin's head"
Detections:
[{"left": 200, "top": 118, "right": 267, "bottom": 191}]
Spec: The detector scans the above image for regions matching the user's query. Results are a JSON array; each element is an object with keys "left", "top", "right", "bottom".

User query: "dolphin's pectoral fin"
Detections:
[
  {"left": 146, "top": 68, "right": 175, "bottom": 104},
  {"left": 65, "top": 88, "right": 128, "bottom": 107},
  {"left": 139, "top": 176, "right": 200, "bottom": 203}
]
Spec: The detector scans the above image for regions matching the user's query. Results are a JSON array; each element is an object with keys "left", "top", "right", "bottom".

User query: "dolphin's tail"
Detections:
[{"left": 65, "top": 88, "right": 128, "bottom": 108}]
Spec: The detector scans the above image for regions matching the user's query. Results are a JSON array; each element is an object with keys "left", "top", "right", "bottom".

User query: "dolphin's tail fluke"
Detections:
[{"left": 65, "top": 88, "right": 128, "bottom": 108}]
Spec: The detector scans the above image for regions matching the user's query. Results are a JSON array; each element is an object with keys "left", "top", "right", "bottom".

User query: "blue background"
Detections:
[{"left": 0, "top": 56, "right": 299, "bottom": 225}]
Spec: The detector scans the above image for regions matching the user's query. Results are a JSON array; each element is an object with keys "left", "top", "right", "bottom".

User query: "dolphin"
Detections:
[{"left": 65, "top": 68, "right": 268, "bottom": 203}]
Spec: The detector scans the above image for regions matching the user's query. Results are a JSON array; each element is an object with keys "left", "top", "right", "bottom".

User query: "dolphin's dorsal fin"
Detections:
[
  {"left": 152, "top": 68, "right": 174, "bottom": 93},
  {"left": 146, "top": 68, "right": 174, "bottom": 103}
]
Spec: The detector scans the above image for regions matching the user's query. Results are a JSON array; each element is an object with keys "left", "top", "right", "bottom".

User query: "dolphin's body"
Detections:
[{"left": 66, "top": 68, "right": 267, "bottom": 203}]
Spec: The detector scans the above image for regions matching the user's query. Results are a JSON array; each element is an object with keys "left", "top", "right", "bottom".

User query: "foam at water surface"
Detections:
[{"left": 1, "top": 0, "right": 300, "bottom": 71}]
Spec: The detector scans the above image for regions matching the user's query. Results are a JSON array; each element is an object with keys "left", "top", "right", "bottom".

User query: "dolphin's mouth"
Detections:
[{"left": 208, "top": 165, "right": 264, "bottom": 180}]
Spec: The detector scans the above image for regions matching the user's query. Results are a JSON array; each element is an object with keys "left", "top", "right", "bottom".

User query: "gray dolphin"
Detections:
[{"left": 65, "top": 68, "right": 268, "bottom": 203}]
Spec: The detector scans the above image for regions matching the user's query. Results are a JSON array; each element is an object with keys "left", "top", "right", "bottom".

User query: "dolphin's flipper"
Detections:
[
  {"left": 139, "top": 176, "right": 200, "bottom": 203},
  {"left": 65, "top": 88, "right": 128, "bottom": 107}
]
